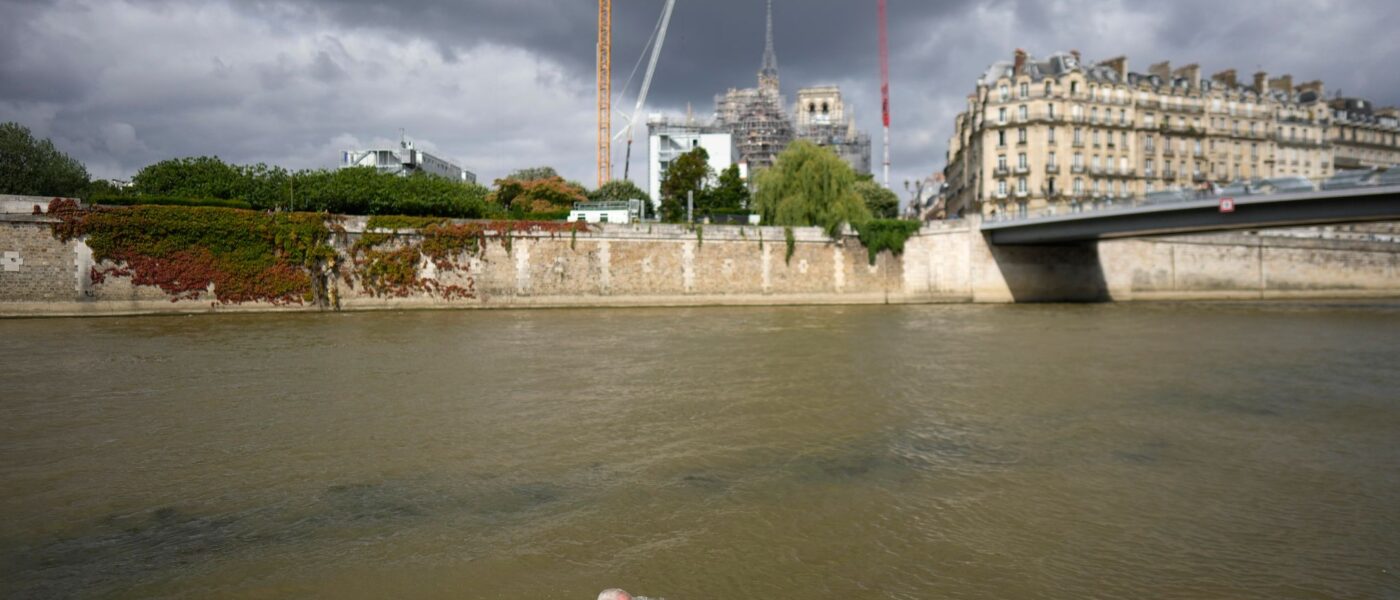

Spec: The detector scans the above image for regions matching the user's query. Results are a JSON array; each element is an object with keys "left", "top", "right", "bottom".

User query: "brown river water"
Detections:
[{"left": 1, "top": 303, "right": 1399, "bottom": 599}]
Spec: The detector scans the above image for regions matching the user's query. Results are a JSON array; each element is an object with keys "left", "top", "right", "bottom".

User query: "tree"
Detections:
[
  {"left": 704, "top": 164, "right": 750, "bottom": 213},
  {"left": 131, "top": 156, "right": 255, "bottom": 202},
  {"left": 506, "top": 166, "right": 560, "bottom": 182},
  {"left": 751, "top": 140, "right": 871, "bottom": 236},
  {"left": 589, "top": 179, "right": 649, "bottom": 204},
  {"left": 489, "top": 175, "right": 587, "bottom": 214},
  {"left": 658, "top": 147, "right": 712, "bottom": 222},
  {"left": 855, "top": 178, "right": 899, "bottom": 219},
  {"left": 0, "top": 122, "right": 91, "bottom": 197},
  {"left": 126, "top": 155, "right": 491, "bottom": 217}
]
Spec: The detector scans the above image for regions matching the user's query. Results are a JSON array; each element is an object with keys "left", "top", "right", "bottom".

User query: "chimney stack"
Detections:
[
  {"left": 1014, "top": 48, "right": 1028, "bottom": 74},
  {"left": 1070, "top": 49, "right": 1081, "bottom": 63},
  {"left": 1252, "top": 71, "right": 1269, "bottom": 94},
  {"left": 1173, "top": 64, "right": 1201, "bottom": 89},
  {"left": 1295, "top": 80, "right": 1325, "bottom": 97},
  {"left": 1148, "top": 61, "right": 1172, "bottom": 80},
  {"left": 1101, "top": 56, "right": 1129, "bottom": 80},
  {"left": 1211, "top": 69, "right": 1238, "bottom": 88},
  {"left": 1269, "top": 75, "right": 1294, "bottom": 96}
]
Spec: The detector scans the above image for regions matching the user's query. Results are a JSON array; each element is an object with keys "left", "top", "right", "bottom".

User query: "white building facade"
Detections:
[
  {"left": 342, "top": 140, "right": 477, "bottom": 183},
  {"left": 647, "top": 117, "right": 743, "bottom": 209}
]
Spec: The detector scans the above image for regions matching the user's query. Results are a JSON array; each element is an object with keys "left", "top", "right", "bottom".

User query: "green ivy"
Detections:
[
  {"left": 854, "top": 219, "right": 922, "bottom": 266},
  {"left": 365, "top": 215, "right": 449, "bottom": 231},
  {"left": 784, "top": 227, "right": 796, "bottom": 266},
  {"left": 51, "top": 202, "right": 335, "bottom": 304}
]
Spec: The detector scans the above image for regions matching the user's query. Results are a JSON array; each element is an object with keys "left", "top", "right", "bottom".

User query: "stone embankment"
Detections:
[{"left": 1, "top": 196, "right": 1398, "bottom": 317}]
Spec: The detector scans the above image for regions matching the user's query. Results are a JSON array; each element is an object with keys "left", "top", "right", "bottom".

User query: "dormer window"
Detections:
[
  {"left": 999, "top": 85, "right": 1010, "bottom": 101},
  {"left": 1019, "top": 83, "right": 1029, "bottom": 98}
]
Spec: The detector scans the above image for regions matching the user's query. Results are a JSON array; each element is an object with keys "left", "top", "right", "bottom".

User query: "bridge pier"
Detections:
[{"left": 967, "top": 217, "right": 1109, "bottom": 302}]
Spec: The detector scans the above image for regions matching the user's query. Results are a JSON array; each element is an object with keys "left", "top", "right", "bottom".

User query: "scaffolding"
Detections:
[{"left": 716, "top": 88, "right": 794, "bottom": 171}]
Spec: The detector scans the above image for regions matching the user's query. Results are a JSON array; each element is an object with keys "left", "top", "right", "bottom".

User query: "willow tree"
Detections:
[{"left": 752, "top": 140, "right": 871, "bottom": 236}]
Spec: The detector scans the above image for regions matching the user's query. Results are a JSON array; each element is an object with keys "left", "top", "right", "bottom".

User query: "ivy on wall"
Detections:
[
  {"left": 50, "top": 199, "right": 335, "bottom": 304},
  {"left": 349, "top": 220, "right": 590, "bottom": 300},
  {"left": 854, "top": 219, "right": 922, "bottom": 266}
]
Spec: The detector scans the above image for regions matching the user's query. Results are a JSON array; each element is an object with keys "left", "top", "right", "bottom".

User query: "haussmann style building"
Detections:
[{"left": 944, "top": 50, "right": 1400, "bottom": 218}]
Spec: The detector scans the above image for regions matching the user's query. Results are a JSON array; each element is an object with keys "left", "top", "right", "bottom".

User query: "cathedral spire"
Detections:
[{"left": 758, "top": 0, "right": 780, "bottom": 95}]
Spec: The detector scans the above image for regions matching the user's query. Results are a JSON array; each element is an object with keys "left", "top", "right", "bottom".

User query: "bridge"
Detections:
[{"left": 980, "top": 185, "right": 1400, "bottom": 245}]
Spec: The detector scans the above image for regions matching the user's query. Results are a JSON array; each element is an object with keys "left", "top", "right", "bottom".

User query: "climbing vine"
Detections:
[
  {"left": 349, "top": 219, "right": 590, "bottom": 299},
  {"left": 48, "top": 200, "right": 336, "bottom": 304},
  {"left": 784, "top": 226, "right": 796, "bottom": 266},
  {"left": 854, "top": 219, "right": 922, "bottom": 266},
  {"left": 364, "top": 215, "right": 449, "bottom": 231}
]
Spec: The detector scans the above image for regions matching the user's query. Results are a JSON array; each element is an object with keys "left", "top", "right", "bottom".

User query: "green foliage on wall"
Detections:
[
  {"left": 50, "top": 200, "right": 335, "bottom": 304},
  {"left": 784, "top": 226, "right": 796, "bottom": 265},
  {"left": 854, "top": 219, "right": 922, "bottom": 266},
  {"left": 364, "top": 215, "right": 449, "bottom": 231}
]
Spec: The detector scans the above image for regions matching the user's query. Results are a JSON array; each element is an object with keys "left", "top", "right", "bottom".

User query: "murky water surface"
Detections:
[{"left": 2, "top": 303, "right": 1399, "bottom": 599}]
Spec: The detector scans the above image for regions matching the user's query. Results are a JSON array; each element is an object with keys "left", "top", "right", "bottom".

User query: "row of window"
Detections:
[{"left": 995, "top": 82, "right": 1291, "bottom": 118}]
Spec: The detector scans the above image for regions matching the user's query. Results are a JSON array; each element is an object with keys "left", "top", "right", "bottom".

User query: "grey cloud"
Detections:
[{"left": 1, "top": 0, "right": 1398, "bottom": 191}]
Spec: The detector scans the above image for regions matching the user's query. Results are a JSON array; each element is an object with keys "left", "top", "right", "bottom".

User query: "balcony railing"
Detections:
[
  {"left": 1071, "top": 164, "right": 1086, "bottom": 174},
  {"left": 1046, "top": 163, "right": 1060, "bottom": 173},
  {"left": 994, "top": 166, "right": 1010, "bottom": 177}
]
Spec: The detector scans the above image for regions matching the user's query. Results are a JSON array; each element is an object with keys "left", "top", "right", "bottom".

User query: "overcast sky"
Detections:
[{"left": 3, "top": 0, "right": 1399, "bottom": 198}]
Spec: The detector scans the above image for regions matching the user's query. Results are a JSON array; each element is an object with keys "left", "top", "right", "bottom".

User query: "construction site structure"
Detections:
[
  {"left": 714, "top": 0, "right": 794, "bottom": 172},
  {"left": 597, "top": 0, "right": 612, "bottom": 187},
  {"left": 794, "top": 86, "right": 872, "bottom": 175},
  {"left": 878, "top": 0, "right": 892, "bottom": 188}
]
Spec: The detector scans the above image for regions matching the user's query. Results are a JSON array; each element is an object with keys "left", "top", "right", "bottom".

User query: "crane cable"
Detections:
[{"left": 615, "top": 6, "right": 667, "bottom": 126}]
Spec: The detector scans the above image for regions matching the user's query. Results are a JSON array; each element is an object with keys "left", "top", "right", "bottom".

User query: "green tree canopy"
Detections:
[
  {"left": 855, "top": 178, "right": 900, "bottom": 219},
  {"left": 0, "top": 122, "right": 91, "bottom": 197},
  {"left": 489, "top": 175, "right": 587, "bottom": 214},
  {"left": 659, "top": 147, "right": 712, "bottom": 222},
  {"left": 751, "top": 140, "right": 871, "bottom": 236},
  {"left": 589, "top": 179, "right": 649, "bottom": 204},
  {"left": 704, "top": 164, "right": 750, "bottom": 213},
  {"left": 506, "top": 166, "right": 560, "bottom": 182},
  {"left": 126, "top": 155, "right": 490, "bottom": 217}
]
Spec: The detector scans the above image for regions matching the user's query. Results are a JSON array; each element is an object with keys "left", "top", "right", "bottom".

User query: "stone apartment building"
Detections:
[
  {"left": 945, "top": 50, "right": 1400, "bottom": 217},
  {"left": 1329, "top": 97, "right": 1400, "bottom": 169}
]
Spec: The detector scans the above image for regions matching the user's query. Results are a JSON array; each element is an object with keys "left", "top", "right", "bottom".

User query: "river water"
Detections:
[{"left": 2, "top": 303, "right": 1398, "bottom": 599}]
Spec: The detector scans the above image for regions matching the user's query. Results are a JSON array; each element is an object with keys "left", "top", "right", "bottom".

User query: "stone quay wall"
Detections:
[{"left": 2, "top": 204, "right": 1398, "bottom": 317}]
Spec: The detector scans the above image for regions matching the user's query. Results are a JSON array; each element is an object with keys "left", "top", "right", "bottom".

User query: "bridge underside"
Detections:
[{"left": 982, "top": 188, "right": 1400, "bottom": 245}]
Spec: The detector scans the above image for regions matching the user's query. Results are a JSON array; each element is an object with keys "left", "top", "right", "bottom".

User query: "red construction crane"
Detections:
[{"left": 878, "top": 0, "right": 891, "bottom": 188}]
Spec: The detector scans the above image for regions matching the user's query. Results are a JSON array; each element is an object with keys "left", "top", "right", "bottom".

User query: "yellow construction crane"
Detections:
[{"left": 597, "top": 0, "right": 612, "bottom": 187}]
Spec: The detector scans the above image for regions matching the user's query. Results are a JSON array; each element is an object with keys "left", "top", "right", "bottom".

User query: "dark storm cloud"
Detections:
[{"left": 2, "top": 0, "right": 1398, "bottom": 189}]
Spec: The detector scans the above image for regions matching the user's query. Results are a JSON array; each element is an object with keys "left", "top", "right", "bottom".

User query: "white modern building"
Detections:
[
  {"left": 647, "top": 116, "right": 743, "bottom": 209},
  {"left": 342, "top": 139, "right": 477, "bottom": 183},
  {"left": 568, "top": 200, "right": 646, "bottom": 224}
]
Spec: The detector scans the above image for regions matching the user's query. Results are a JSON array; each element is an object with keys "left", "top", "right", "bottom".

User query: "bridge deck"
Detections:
[{"left": 980, "top": 185, "right": 1400, "bottom": 245}]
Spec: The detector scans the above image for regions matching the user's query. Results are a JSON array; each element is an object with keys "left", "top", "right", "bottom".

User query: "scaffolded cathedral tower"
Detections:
[{"left": 715, "top": 0, "right": 794, "bottom": 171}]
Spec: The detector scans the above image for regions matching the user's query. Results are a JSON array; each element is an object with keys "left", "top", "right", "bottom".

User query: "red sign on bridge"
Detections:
[{"left": 1219, "top": 197, "right": 1236, "bottom": 214}]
